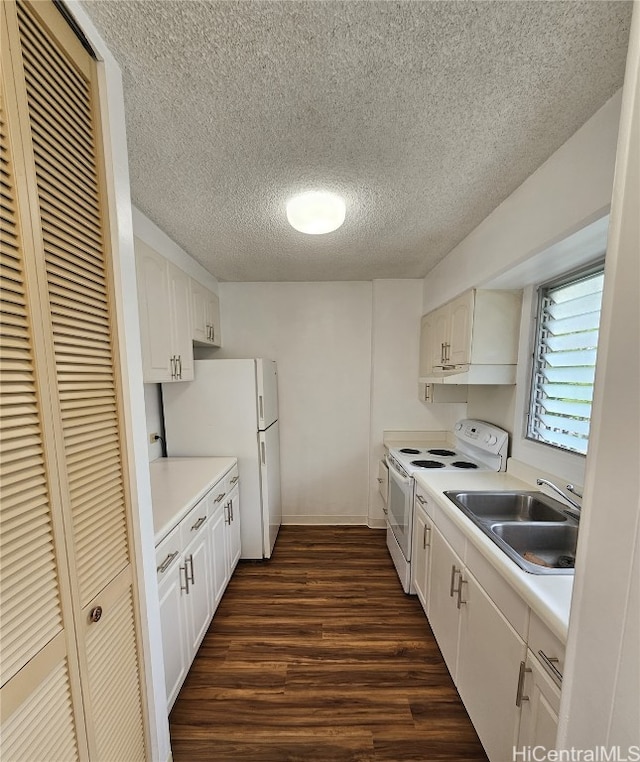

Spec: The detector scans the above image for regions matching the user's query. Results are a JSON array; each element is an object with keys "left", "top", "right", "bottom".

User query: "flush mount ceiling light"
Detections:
[{"left": 286, "top": 191, "right": 346, "bottom": 235}]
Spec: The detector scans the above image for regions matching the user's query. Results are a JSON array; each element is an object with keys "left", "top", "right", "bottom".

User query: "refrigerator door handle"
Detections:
[
  {"left": 261, "top": 441, "right": 266, "bottom": 464},
  {"left": 259, "top": 395, "right": 264, "bottom": 421}
]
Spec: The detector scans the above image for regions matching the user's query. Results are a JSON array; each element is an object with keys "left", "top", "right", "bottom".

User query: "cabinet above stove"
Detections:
[{"left": 419, "top": 289, "right": 522, "bottom": 385}]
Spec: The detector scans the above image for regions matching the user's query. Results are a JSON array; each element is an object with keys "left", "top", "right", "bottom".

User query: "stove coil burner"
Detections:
[
  {"left": 399, "top": 448, "right": 421, "bottom": 455},
  {"left": 452, "top": 461, "right": 478, "bottom": 469},
  {"left": 428, "top": 449, "right": 456, "bottom": 457},
  {"left": 411, "top": 460, "right": 446, "bottom": 469}
]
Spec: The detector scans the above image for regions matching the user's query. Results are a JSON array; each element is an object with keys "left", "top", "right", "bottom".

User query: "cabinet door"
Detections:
[
  {"left": 206, "top": 289, "right": 221, "bottom": 347},
  {"left": 209, "top": 502, "right": 230, "bottom": 608},
  {"left": 377, "top": 459, "right": 389, "bottom": 506},
  {"left": 411, "top": 504, "right": 432, "bottom": 613},
  {"left": 428, "top": 525, "right": 463, "bottom": 680},
  {"left": 448, "top": 291, "right": 474, "bottom": 367},
  {"left": 227, "top": 486, "right": 242, "bottom": 573},
  {"left": 191, "top": 278, "right": 209, "bottom": 344},
  {"left": 419, "top": 313, "right": 434, "bottom": 377},
  {"left": 168, "top": 262, "right": 194, "bottom": 381},
  {"left": 135, "top": 239, "right": 173, "bottom": 382},
  {"left": 183, "top": 530, "right": 211, "bottom": 659},
  {"left": 456, "top": 568, "right": 526, "bottom": 762},
  {"left": 517, "top": 651, "right": 561, "bottom": 751},
  {"left": 157, "top": 559, "right": 188, "bottom": 709},
  {"left": 431, "top": 307, "right": 450, "bottom": 372}
]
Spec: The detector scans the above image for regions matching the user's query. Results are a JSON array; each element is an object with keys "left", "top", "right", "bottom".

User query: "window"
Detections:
[{"left": 527, "top": 266, "right": 605, "bottom": 455}]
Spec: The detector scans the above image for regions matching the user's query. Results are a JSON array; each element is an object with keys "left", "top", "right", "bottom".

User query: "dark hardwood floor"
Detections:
[{"left": 169, "top": 526, "right": 489, "bottom": 762}]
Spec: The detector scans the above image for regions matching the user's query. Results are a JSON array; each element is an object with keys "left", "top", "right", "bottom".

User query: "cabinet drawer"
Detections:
[
  {"left": 432, "top": 502, "right": 466, "bottom": 560},
  {"left": 528, "top": 613, "right": 566, "bottom": 686},
  {"left": 180, "top": 496, "right": 210, "bottom": 548},
  {"left": 226, "top": 465, "right": 239, "bottom": 494},
  {"left": 465, "top": 542, "right": 529, "bottom": 639},
  {"left": 414, "top": 485, "right": 433, "bottom": 520},
  {"left": 155, "top": 524, "right": 182, "bottom": 582}
]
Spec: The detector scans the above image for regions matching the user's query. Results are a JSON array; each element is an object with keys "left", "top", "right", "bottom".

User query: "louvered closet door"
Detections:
[
  {"left": 0, "top": 73, "right": 83, "bottom": 762},
  {"left": 2, "top": 1, "right": 147, "bottom": 759}
]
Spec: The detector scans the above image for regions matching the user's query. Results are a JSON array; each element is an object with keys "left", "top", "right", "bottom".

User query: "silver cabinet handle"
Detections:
[
  {"left": 449, "top": 565, "right": 461, "bottom": 598},
  {"left": 441, "top": 342, "right": 446, "bottom": 364},
  {"left": 214, "top": 492, "right": 226, "bottom": 503},
  {"left": 456, "top": 577, "right": 467, "bottom": 609},
  {"left": 382, "top": 507, "right": 388, "bottom": 515},
  {"left": 180, "top": 561, "right": 190, "bottom": 594},
  {"left": 210, "top": 324, "right": 215, "bottom": 342},
  {"left": 186, "top": 553, "right": 195, "bottom": 585},
  {"left": 423, "top": 525, "right": 431, "bottom": 549},
  {"left": 170, "top": 355, "right": 176, "bottom": 379},
  {"left": 416, "top": 495, "right": 427, "bottom": 505},
  {"left": 177, "top": 355, "right": 182, "bottom": 379},
  {"left": 157, "top": 550, "right": 179, "bottom": 574},
  {"left": 230, "top": 500, "right": 234, "bottom": 522},
  {"left": 224, "top": 502, "right": 231, "bottom": 525},
  {"left": 377, "top": 478, "right": 384, "bottom": 484},
  {"left": 230, "top": 476, "right": 239, "bottom": 485},
  {"left": 191, "top": 515, "right": 207, "bottom": 531},
  {"left": 538, "top": 650, "right": 563, "bottom": 686},
  {"left": 515, "top": 660, "right": 532, "bottom": 707}
]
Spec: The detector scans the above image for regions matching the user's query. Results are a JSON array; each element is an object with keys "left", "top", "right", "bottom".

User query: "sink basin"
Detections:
[
  {"left": 444, "top": 490, "right": 569, "bottom": 523},
  {"left": 443, "top": 490, "right": 578, "bottom": 575},
  {"left": 490, "top": 523, "right": 578, "bottom": 572}
]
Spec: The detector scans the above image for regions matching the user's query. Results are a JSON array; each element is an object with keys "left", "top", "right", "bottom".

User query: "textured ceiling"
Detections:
[{"left": 81, "top": 1, "right": 632, "bottom": 282}]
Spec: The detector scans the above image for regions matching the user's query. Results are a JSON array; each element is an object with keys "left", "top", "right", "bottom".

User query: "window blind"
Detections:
[{"left": 528, "top": 269, "right": 604, "bottom": 455}]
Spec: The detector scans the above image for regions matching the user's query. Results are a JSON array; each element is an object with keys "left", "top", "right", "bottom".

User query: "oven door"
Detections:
[{"left": 386, "top": 457, "right": 414, "bottom": 562}]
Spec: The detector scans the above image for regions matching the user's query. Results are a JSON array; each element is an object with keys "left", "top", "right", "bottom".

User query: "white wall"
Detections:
[
  {"left": 368, "top": 281, "right": 465, "bottom": 525},
  {"left": 216, "top": 282, "right": 374, "bottom": 524},
  {"left": 558, "top": 5, "right": 639, "bottom": 749}
]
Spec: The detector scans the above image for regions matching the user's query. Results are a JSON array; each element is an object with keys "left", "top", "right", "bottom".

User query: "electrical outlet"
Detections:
[{"left": 149, "top": 432, "right": 158, "bottom": 444}]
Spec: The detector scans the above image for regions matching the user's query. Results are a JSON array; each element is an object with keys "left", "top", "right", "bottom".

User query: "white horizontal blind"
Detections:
[{"left": 528, "top": 270, "right": 604, "bottom": 455}]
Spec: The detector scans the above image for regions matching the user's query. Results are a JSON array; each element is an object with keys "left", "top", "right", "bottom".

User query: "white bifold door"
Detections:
[{"left": 259, "top": 421, "right": 282, "bottom": 557}]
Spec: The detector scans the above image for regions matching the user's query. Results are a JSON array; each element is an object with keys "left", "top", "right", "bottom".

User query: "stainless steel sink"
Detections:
[
  {"left": 443, "top": 490, "right": 578, "bottom": 575},
  {"left": 491, "top": 523, "right": 578, "bottom": 572},
  {"left": 444, "top": 490, "right": 569, "bottom": 523}
]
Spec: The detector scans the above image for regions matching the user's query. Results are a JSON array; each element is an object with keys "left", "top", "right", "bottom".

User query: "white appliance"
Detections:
[
  {"left": 162, "top": 359, "right": 282, "bottom": 559},
  {"left": 386, "top": 419, "right": 508, "bottom": 593}
]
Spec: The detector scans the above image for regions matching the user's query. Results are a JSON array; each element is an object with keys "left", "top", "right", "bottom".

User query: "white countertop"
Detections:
[
  {"left": 413, "top": 469, "right": 574, "bottom": 643},
  {"left": 149, "top": 456, "right": 237, "bottom": 544}
]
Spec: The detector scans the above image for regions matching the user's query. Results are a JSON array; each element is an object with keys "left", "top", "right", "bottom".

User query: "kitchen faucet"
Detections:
[{"left": 536, "top": 478, "right": 582, "bottom": 520}]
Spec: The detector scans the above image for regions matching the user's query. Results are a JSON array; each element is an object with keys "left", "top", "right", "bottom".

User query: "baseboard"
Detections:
[
  {"left": 281, "top": 514, "right": 368, "bottom": 526},
  {"left": 368, "top": 518, "right": 387, "bottom": 529}
]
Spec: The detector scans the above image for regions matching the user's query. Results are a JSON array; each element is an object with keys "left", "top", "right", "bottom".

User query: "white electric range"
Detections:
[{"left": 386, "top": 419, "right": 509, "bottom": 593}]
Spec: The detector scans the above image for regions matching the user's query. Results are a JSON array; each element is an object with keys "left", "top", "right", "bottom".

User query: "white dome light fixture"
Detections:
[{"left": 286, "top": 190, "right": 346, "bottom": 235}]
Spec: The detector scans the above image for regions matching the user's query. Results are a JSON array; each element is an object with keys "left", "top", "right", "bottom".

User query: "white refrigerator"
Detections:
[{"left": 162, "top": 359, "right": 282, "bottom": 559}]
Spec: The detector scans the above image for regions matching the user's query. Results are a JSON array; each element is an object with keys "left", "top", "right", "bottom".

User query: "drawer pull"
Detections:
[
  {"left": 538, "top": 650, "right": 563, "bottom": 686},
  {"left": 416, "top": 495, "right": 427, "bottom": 505},
  {"left": 230, "top": 476, "right": 239, "bottom": 485},
  {"left": 423, "top": 525, "right": 431, "bottom": 549},
  {"left": 157, "top": 551, "right": 179, "bottom": 574},
  {"left": 515, "top": 660, "right": 532, "bottom": 707},
  {"left": 214, "top": 492, "right": 226, "bottom": 503},
  {"left": 191, "top": 515, "right": 207, "bottom": 531},
  {"left": 456, "top": 578, "right": 467, "bottom": 609}
]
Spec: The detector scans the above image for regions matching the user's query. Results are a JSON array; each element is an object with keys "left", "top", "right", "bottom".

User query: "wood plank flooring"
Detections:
[{"left": 169, "top": 526, "right": 489, "bottom": 762}]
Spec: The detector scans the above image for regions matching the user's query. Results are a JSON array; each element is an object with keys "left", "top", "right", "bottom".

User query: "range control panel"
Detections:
[{"left": 455, "top": 419, "right": 509, "bottom": 457}]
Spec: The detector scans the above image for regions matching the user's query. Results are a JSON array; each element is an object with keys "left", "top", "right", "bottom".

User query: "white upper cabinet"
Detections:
[
  {"left": 419, "top": 289, "right": 522, "bottom": 384},
  {"left": 191, "top": 279, "right": 221, "bottom": 347},
  {"left": 135, "top": 238, "right": 206, "bottom": 382}
]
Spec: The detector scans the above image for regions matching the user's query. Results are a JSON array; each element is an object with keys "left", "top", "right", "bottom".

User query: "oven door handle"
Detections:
[{"left": 386, "top": 457, "right": 412, "bottom": 486}]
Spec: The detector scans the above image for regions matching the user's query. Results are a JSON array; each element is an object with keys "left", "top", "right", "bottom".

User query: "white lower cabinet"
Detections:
[
  {"left": 517, "top": 649, "right": 561, "bottom": 751},
  {"left": 182, "top": 517, "right": 212, "bottom": 660},
  {"left": 457, "top": 569, "right": 526, "bottom": 761},
  {"left": 416, "top": 495, "right": 565, "bottom": 762},
  {"left": 155, "top": 464, "right": 241, "bottom": 709},
  {"left": 428, "top": 524, "right": 463, "bottom": 677},
  {"left": 410, "top": 499, "right": 433, "bottom": 611}
]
